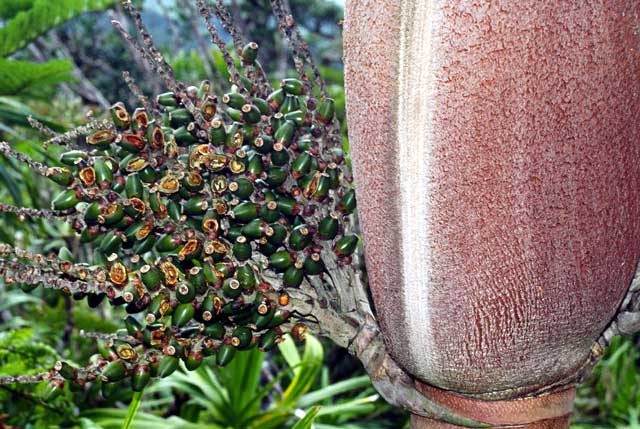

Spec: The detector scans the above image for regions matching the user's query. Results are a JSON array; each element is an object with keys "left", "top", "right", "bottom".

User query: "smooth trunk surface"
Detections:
[{"left": 344, "top": 0, "right": 640, "bottom": 397}]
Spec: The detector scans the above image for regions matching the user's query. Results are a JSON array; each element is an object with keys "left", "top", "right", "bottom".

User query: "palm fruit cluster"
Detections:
[{"left": 12, "top": 37, "right": 357, "bottom": 399}]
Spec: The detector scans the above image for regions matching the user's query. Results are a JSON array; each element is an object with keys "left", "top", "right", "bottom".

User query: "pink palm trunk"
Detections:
[{"left": 344, "top": 0, "right": 640, "bottom": 426}]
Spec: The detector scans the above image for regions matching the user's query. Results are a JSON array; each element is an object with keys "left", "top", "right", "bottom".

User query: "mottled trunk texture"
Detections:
[{"left": 344, "top": 0, "right": 640, "bottom": 426}]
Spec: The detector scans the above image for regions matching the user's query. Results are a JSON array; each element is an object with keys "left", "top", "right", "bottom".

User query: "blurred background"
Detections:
[{"left": 0, "top": 1, "right": 637, "bottom": 428}]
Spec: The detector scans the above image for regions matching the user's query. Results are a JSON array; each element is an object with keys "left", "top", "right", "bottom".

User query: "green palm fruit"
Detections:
[
  {"left": 87, "top": 129, "right": 116, "bottom": 149},
  {"left": 281, "top": 78, "right": 305, "bottom": 95},
  {"left": 265, "top": 167, "right": 285, "bottom": 188},
  {"left": 110, "top": 102, "right": 130, "bottom": 129},
  {"left": 157, "top": 355, "right": 179, "bottom": 378},
  {"left": 102, "top": 360, "right": 127, "bottom": 382},
  {"left": 284, "top": 110, "right": 305, "bottom": 126},
  {"left": 204, "top": 323, "right": 225, "bottom": 339},
  {"left": 167, "top": 200, "right": 182, "bottom": 222},
  {"left": 252, "top": 97, "right": 271, "bottom": 115},
  {"left": 295, "top": 138, "right": 313, "bottom": 152},
  {"left": 325, "top": 163, "right": 340, "bottom": 189},
  {"left": 235, "top": 264, "right": 256, "bottom": 289},
  {"left": 270, "top": 144, "right": 290, "bottom": 166},
  {"left": 316, "top": 97, "right": 335, "bottom": 123},
  {"left": 241, "top": 42, "right": 259, "bottom": 64},
  {"left": 146, "top": 294, "right": 168, "bottom": 323},
  {"left": 209, "top": 118, "right": 226, "bottom": 145},
  {"left": 99, "top": 204, "right": 124, "bottom": 226},
  {"left": 242, "top": 219, "right": 268, "bottom": 239},
  {"left": 267, "top": 88, "right": 285, "bottom": 110},
  {"left": 246, "top": 153, "right": 264, "bottom": 176},
  {"left": 222, "top": 278, "right": 242, "bottom": 299},
  {"left": 131, "top": 364, "right": 151, "bottom": 392},
  {"left": 276, "top": 196, "right": 300, "bottom": 216},
  {"left": 269, "top": 250, "right": 293, "bottom": 272},
  {"left": 259, "top": 240, "right": 277, "bottom": 256},
  {"left": 133, "top": 235, "right": 155, "bottom": 254},
  {"left": 338, "top": 189, "right": 356, "bottom": 214},
  {"left": 232, "top": 202, "right": 258, "bottom": 223},
  {"left": 55, "top": 361, "right": 77, "bottom": 380},
  {"left": 173, "top": 126, "right": 198, "bottom": 144},
  {"left": 99, "top": 232, "right": 123, "bottom": 254},
  {"left": 124, "top": 316, "right": 144, "bottom": 336},
  {"left": 289, "top": 224, "right": 311, "bottom": 250},
  {"left": 279, "top": 95, "right": 301, "bottom": 115},
  {"left": 255, "top": 308, "right": 274, "bottom": 330},
  {"left": 60, "top": 150, "right": 88, "bottom": 166},
  {"left": 183, "top": 196, "right": 208, "bottom": 215},
  {"left": 267, "top": 223, "right": 288, "bottom": 245},
  {"left": 232, "top": 236, "right": 252, "bottom": 261},
  {"left": 229, "top": 178, "right": 254, "bottom": 199},
  {"left": 304, "top": 253, "right": 324, "bottom": 275},
  {"left": 156, "top": 233, "right": 181, "bottom": 252},
  {"left": 253, "top": 135, "right": 273, "bottom": 154},
  {"left": 318, "top": 215, "right": 339, "bottom": 240},
  {"left": 157, "top": 91, "right": 178, "bottom": 107},
  {"left": 47, "top": 167, "right": 74, "bottom": 186},
  {"left": 188, "top": 267, "right": 207, "bottom": 293},
  {"left": 223, "top": 92, "right": 245, "bottom": 109},
  {"left": 291, "top": 152, "right": 313, "bottom": 178},
  {"left": 231, "top": 327, "right": 253, "bottom": 349},
  {"left": 176, "top": 282, "right": 196, "bottom": 303},
  {"left": 267, "top": 310, "right": 291, "bottom": 328},
  {"left": 274, "top": 120, "right": 295, "bottom": 145},
  {"left": 169, "top": 108, "right": 194, "bottom": 127},
  {"left": 52, "top": 189, "right": 78, "bottom": 211},
  {"left": 258, "top": 329, "right": 279, "bottom": 351},
  {"left": 184, "top": 351, "right": 203, "bottom": 370},
  {"left": 271, "top": 111, "right": 285, "bottom": 130},
  {"left": 260, "top": 201, "right": 280, "bottom": 223},
  {"left": 93, "top": 158, "right": 113, "bottom": 188},
  {"left": 334, "top": 235, "right": 358, "bottom": 257},
  {"left": 216, "top": 344, "right": 236, "bottom": 367},
  {"left": 173, "top": 303, "right": 195, "bottom": 327},
  {"left": 241, "top": 104, "right": 262, "bottom": 124},
  {"left": 283, "top": 264, "right": 304, "bottom": 287},
  {"left": 119, "top": 133, "right": 146, "bottom": 152}
]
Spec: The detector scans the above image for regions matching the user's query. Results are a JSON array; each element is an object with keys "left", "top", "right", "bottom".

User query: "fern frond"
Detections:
[
  {"left": 0, "top": 0, "right": 117, "bottom": 57},
  {"left": 0, "top": 0, "right": 35, "bottom": 20},
  {"left": 0, "top": 58, "right": 73, "bottom": 97}
]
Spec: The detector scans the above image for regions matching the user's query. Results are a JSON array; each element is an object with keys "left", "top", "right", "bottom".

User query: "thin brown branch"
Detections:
[
  {"left": 122, "top": 71, "right": 157, "bottom": 114},
  {"left": 41, "top": 118, "right": 112, "bottom": 149},
  {"left": 27, "top": 116, "right": 57, "bottom": 139},
  {"left": 196, "top": 0, "right": 245, "bottom": 92},
  {"left": 0, "top": 203, "right": 82, "bottom": 225},
  {"left": 119, "top": 1, "right": 206, "bottom": 129}
]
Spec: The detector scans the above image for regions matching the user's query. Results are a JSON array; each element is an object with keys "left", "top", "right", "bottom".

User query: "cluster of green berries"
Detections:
[{"left": 39, "top": 42, "right": 357, "bottom": 399}]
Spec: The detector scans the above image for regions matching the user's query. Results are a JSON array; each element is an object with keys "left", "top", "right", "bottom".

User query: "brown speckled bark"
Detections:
[{"left": 345, "top": 0, "right": 640, "bottom": 406}]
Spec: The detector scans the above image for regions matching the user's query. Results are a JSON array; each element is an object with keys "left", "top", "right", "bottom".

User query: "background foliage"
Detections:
[{"left": 0, "top": 1, "right": 635, "bottom": 428}]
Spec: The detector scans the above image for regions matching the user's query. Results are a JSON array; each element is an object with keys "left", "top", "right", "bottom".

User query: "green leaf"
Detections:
[
  {"left": 0, "top": 59, "right": 73, "bottom": 96},
  {"left": 0, "top": 97, "right": 66, "bottom": 131},
  {"left": 297, "top": 376, "right": 372, "bottom": 408},
  {"left": 0, "top": 0, "right": 117, "bottom": 57},
  {"left": 0, "top": 0, "right": 35, "bottom": 20},
  {"left": 292, "top": 406, "right": 322, "bottom": 429},
  {"left": 123, "top": 391, "right": 144, "bottom": 429},
  {"left": 279, "top": 335, "right": 323, "bottom": 407}
]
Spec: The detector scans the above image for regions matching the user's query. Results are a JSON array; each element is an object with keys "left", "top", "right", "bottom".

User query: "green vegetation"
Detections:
[{"left": 0, "top": 1, "right": 635, "bottom": 428}]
